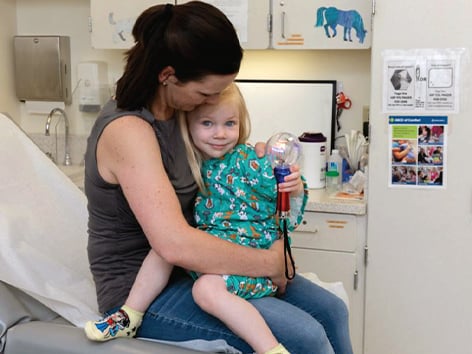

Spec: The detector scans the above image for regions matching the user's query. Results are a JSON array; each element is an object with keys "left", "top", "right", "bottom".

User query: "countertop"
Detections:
[
  {"left": 58, "top": 165, "right": 85, "bottom": 190},
  {"left": 306, "top": 189, "right": 367, "bottom": 215}
]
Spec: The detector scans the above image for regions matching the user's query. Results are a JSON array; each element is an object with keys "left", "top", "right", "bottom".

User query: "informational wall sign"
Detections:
[
  {"left": 389, "top": 116, "right": 447, "bottom": 188},
  {"left": 382, "top": 49, "right": 464, "bottom": 114}
]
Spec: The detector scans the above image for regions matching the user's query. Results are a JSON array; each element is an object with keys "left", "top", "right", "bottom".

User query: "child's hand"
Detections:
[{"left": 277, "top": 164, "right": 304, "bottom": 196}]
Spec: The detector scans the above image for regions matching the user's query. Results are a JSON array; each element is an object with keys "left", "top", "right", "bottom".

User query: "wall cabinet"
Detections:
[
  {"left": 89, "top": 0, "right": 172, "bottom": 49},
  {"left": 176, "top": 0, "right": 271, "bottom": 49},
  {"left": 89, "top": 0, "right": 270, "bottom": 50},
  {"left": 89, "top": 0, "right": 371, "bottom": 50},
  {"left": 292, "top": 210, "right": 367, "bottom": 354},
  {"left": 272, "top": 0, "right": 372, "bottom": 49}
]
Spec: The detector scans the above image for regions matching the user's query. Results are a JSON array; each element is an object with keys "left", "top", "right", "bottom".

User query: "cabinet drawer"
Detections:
[{"left": 292, "top": 212, "right": 357, "bottom": 252}]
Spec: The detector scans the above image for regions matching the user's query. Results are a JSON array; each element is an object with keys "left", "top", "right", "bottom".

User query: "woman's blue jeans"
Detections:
[{"left": 137, "top": 269, "right": 353, "bottom": 354}]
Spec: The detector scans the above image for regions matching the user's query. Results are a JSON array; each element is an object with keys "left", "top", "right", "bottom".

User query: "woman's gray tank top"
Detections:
[{"left": 84, "top": 99, "right": 197, "bottom": 313}]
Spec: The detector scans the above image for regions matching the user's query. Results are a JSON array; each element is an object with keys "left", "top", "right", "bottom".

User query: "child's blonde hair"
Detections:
[{"left": 179, "top": 82, "right": 251, "bottom": 192}]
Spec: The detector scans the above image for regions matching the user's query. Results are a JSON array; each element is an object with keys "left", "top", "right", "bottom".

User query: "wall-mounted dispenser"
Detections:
[
  {"left": 77, "top": 61, "right": 109, "bottom": 112},
  {"left": 13, "top": 36, "right": 72, "bottom": 104}
]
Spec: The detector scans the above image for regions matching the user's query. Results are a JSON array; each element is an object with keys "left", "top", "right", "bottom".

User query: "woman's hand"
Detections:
[{"left": 254, "top": 141, "right": 266, "bottom": 158}]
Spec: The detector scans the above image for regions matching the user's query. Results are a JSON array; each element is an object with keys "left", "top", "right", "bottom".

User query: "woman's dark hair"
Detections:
[{"left": 115, "top": 1, "right": 243, "bottom": 110}]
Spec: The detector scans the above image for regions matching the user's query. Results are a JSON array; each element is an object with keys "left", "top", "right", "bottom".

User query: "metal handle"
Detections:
[{"left": 281, "top": 11, "right": 286, "bottom": 39}]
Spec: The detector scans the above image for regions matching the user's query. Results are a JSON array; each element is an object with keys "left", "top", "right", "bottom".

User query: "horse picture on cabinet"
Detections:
[{"left": 315, "top": 6, "right": 367, "bottom": 44}]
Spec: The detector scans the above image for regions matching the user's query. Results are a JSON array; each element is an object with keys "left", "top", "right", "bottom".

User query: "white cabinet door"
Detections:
[
  {"left": 272, "top": 0, "right": 371, "bottom": 49},
  {"left": 293, "top": 248, "right": 357, "bottom": 295},
  {"left": 90, "top": 1, "right": 173, "bottom": 49},
  {"left": 292, "top": 210, "right": 366, "bottom": 353},
  {"left": 293, "top": 248, "right": 364, "bottom": 354},
  {"left": 176, "top": 0, "right": 271, "bottom": 49}
]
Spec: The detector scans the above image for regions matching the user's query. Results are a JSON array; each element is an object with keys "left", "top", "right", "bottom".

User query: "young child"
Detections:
[
  {"left": 85, "top": 83, "right": 307, "bottom": 354},
  {"left": 180, "top": 82, "right": 308, "bottom": 354}
]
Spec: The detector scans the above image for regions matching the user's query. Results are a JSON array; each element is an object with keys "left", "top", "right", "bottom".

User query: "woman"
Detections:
[{"left": 84, "top": 2, "right": 352, "bottom": 353}]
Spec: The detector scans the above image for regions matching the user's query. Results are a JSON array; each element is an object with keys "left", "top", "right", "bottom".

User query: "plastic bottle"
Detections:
[
  {"left": 325, "top": 170, "right": 340, "bottom": 195},
  {"left": 327, "top": 149, "right": 343, "bottom": 186},
  {"left": 298, "top": 132, "right": 327, "bottom": 189}
]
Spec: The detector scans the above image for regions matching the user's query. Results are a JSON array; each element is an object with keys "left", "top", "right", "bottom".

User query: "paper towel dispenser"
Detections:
[{"left": 14, "top": 35, "right": 72, "bottom": 104}]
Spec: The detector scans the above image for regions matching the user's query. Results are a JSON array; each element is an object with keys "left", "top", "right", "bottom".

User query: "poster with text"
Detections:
[
  {"left": 382, "top": 49, "right": 463, "bottom": 114},
  {"left": 389, "top": 116, "right": 447, "bottom": 188}
]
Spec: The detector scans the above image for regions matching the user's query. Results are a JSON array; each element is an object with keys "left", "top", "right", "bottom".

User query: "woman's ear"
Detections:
[{"left": 158, "top": 66, "right": 176, "bottom": 84}]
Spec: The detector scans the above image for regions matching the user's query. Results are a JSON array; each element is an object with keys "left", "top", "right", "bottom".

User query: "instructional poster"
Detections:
[
  {"left": 382, "top": 49, "right": 463, "bottom": 114},
  {"left": 389, "top": 116, "right": 447, "bottom": 188}
]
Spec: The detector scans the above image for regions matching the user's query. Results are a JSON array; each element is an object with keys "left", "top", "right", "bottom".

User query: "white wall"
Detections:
[
  {"left": 365, "top": 1, "right": 472, "bottom": 353},
  {"left": 239, "top": 49, "right": 371, "bottom": 146},
  {"left": 8, "top": 0, "right": 370, "bottom": 142},
  {"left": 15, "top": 0, "right": 126, "bottom": 135}
]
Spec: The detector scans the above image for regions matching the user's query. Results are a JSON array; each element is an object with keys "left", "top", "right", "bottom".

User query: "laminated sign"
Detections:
[
  {"left": 382, "top": 48, "right": 464, "bottom": 114},
  {"left": 388, "top": 115, "right": 447, "bottom": 189}
]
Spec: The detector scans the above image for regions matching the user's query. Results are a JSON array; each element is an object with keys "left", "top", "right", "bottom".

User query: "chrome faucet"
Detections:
[{"left": 45, "top": 108, "right": 72, "bottom": 166}]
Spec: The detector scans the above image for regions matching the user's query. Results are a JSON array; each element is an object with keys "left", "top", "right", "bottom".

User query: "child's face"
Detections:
[{"left": 188, "top": 101, "right": 240, "bottom": 159}]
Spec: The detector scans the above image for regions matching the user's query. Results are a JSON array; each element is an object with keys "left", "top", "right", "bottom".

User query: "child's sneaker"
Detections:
[
  {"left": 265, "top": 343, "right": 290, "bottom": 354},
  {"left": 84, "top": 305, "right": 143, "bottom": 341}
]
